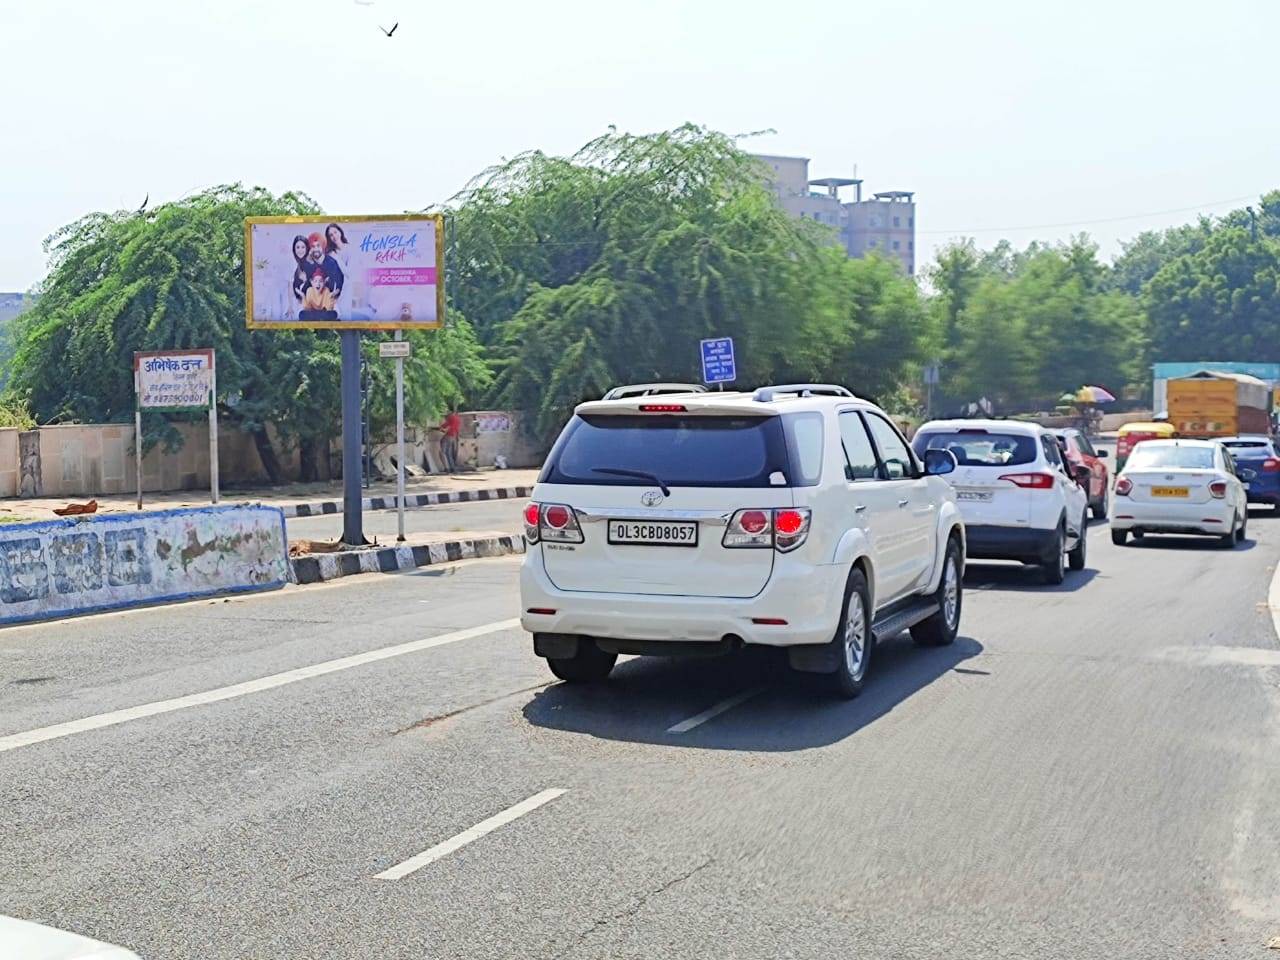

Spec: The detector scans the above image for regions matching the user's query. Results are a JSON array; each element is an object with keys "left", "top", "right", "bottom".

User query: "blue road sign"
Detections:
[{"left": 700, "top": 337, "right": 736, "bottom": 384}]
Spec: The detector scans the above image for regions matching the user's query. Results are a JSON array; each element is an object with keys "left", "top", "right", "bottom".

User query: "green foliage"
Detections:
[
  {"left": 5, "top": 186, "right": 488, "bottom": 473},
  {"left": 0, "top": 399, "right": 35, "bottom": 429},
  {"left": 1145, "top": 227, "right": 1280, "bottom": 362},
  {"left": 452, "top": 124, "right": 930, "bottom": 437}
]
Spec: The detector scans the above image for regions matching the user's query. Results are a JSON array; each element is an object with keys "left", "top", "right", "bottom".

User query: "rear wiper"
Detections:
[{"left": 591, "top": 467, "right": 671, "bottom": 496}]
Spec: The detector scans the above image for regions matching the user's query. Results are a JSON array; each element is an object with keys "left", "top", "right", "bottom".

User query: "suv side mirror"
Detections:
[
  {"left": 923, "top": 448, "right": 957, "bottom": 476},
  {"left": 1073, "top": 463, "right": 1092, "bottom": 484},
  {"left": 1096, "top": 449, "right": 1109, "bottom": 458}
]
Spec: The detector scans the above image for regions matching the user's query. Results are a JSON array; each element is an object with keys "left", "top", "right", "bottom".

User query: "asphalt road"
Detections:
[
  {"left": 2, "top": 510, "right": 1279, "bottom": 958},
  {"left": 286, "top": 499, "right": 525, "bottom": 542}
]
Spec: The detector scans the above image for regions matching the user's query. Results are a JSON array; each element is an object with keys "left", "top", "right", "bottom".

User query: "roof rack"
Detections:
[
  {"left": 752, "top": 384, "right": 854, "bottom": 402},
  {"left": 601, "top": 383, "right": 708, "bottom": 401}
]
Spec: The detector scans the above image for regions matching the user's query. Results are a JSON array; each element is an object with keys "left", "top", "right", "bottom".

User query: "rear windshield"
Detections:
[
  {"left": 912, "top": 430, "right": 1037, "bottom": 467},
  {"left": 541, "top": 413, "right": 817, "bottom": 487},
  {"left": 1127, "top": 445, "right": 1215, "bottom": 470},
  {"left": 1222, "top": 440, "right": 1272, "bottom": 454}
]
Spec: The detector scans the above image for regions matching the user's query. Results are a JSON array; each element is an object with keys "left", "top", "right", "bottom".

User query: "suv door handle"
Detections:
[
  {"left": 898, "top": 499, "right": 909, "bottom": 508},
  {"left": 854, "top": 504, "right": 868, "bottom": 513}
]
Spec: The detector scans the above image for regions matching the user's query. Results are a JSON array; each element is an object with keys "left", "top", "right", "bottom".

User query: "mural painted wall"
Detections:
[{"left": 0, "top": 505, "right": 289, "bottom": 626}]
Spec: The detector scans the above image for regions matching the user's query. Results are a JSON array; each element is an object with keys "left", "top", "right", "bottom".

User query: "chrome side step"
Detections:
[{"left": 788, "top": 598, "right": 939, "bottom": 674}]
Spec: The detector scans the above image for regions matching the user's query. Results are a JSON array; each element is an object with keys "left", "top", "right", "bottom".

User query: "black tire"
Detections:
[
  {"left": 1272, "top": 502, "right": 1280, "bottom": 513},
  {"left": 1111, "top": 529, "right": 1128, "bottom": 546},
  {"left": 1091, "top": 488, "right": 1108, "bottom": 520},
  {"left": 1068, "top": 512, "right": 1088, "bottom": 571},
  {"left": 1219, "top": 511, "right": 1240, "bottom": 549},
  {"left": 1132, "top": 530, "right": 1145, "bottom": 540},
  {"left": 912, "top": 537, "right": 962, "bottom": 647},
  {"left": 546, "top": 639, "right": 617, "bottom": 683},
  {"left": 1240, "top": 510, "right": 1249, "bottom": 542},
  {"left": 1042, "top": 523, "right": 1066, "bottom": 584},
  {"left": 829, "top": 567, "right": 873, "bottom": 699}
]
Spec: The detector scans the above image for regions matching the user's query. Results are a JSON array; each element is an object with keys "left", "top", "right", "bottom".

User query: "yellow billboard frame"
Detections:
[{"left": 244, "top": 213, "right": 446, "bottom": 331}]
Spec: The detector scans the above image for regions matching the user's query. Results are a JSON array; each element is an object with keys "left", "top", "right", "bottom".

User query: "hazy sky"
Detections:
[{"left": 4, "top": 0, "right": 1278, "bottom": 290}]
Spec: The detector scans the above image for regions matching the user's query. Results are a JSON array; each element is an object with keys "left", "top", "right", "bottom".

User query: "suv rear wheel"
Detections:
[
  {"left": 912, "top": 537, "right": 962, "bottom": 647},
  {"left": 830, "top": 568, "right": 873, "bottom": 699},
  {"left": 1042, "top": 522, "right": 1066, "bottom": 585},
  {"left": 1068, "top": 511, "right": 1088, "bottom": 571},
  {"left": 546, "top": 638, "right": 617, "bottom": 683}
]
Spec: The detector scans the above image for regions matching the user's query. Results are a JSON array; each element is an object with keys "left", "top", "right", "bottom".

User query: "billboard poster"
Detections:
[
  {"left": 244, "top": 214, "right": 444, "bottom": 331},
  {"left": 134, "top": 350, "right": 214, "bottom": 410}
]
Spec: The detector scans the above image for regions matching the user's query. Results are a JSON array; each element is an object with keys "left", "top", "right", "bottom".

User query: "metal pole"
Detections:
[
  {"left": 208, "top": 356, "right": 220, "bottom": 504},
  {"left": 395, "top": 331, "right": 406, "bottom": 542},
  {"left": 134, "top": 408, "right": 143, "bottom": 511},
  {"left": 341, "top": 331, "right": 364, "bottom": 545}
]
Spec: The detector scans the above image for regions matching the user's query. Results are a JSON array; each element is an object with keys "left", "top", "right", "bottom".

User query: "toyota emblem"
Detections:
[{"left": 641, "top": 489, "right": 664, "bottom": 507}]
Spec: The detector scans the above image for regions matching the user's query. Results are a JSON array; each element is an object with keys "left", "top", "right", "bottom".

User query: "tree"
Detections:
[
  {"left": 1145, "top": 227, "right": 1280, "bottom": 362},
  {"left": 6, "top": 186, "right": 488, "bottom": 481},
  {"left": 452, "top": 125, "right": 931, "bottom": 437}
]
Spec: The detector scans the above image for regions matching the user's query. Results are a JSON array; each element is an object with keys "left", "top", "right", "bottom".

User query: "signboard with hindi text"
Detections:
[
  {"left": 244, "top": 214, "right": 445, "bottom": 331},
  {"left": 134, "top": 350, "right": 215, "bottom": 410}
]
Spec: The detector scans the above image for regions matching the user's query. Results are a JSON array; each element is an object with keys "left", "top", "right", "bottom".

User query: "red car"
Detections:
[{"left": 1053, "top": 428, "right": 1110, "bottom": 519}]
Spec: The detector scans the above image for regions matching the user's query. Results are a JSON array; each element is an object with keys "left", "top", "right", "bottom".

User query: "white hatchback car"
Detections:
[
  {"left": 1110, "top": 438, "right": 1251, "bottom": 547},
  {"left": 911, "top": 419, "right": 1090, "bottom": 583},
  {"left": 520, "top": 384, "right": 966, "bottom": 698}
]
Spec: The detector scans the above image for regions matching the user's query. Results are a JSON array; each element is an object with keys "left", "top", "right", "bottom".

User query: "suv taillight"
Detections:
[
  {"left": 999, "top": 472, "right": 1055, "bottom": 489},
  {"left": 525, "top": 501, "right": 584, "bottom": 543},
  {"left": 723, "top": 508, "right": 811, "bottom": 552},
  {"left": 1114, "top": 477, "right": 1133, "bottom": 497},
  {"left": 1209, "top": 481, "right": 1228, "bottom": 499},
  {"left": 1264, "top": 458, "right": 1280, "bottom": 473}
]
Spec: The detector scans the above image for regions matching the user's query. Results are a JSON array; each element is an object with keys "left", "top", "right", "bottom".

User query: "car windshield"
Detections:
[
  {"left": 542, "top": 413, "right": 794, "bottom": 487},
  {"left": 1127, "top": 445, "right": 1216, "bottom": 470},
  {"left": 912, "top": 430, "right": 1037, "bottom": 466}
]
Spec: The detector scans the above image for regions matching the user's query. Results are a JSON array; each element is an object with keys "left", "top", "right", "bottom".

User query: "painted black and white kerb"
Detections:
[
  {"left": 290, "top": 534, "right": 526, "bottom": 584},
  {"left": 280, "top": 486, "right": 532, "bottom": 519}
]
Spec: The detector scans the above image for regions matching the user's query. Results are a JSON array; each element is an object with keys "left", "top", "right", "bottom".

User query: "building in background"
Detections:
[{"left": 754, "top": 154, "right": 916, "bottom": 276}]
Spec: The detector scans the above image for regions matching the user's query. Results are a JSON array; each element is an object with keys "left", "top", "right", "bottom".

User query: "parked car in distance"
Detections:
[
  {"left": 521, "top": 383, "right": 966, "bottom": 699},
  {"left": 1115, "top": 420, "right": 1177, "bottom": 471},
  {"left": 1111, "top": 439, "right": 1250, "bottom": 547},
  {"left": 1052, "top": 427, "right": 1110, "bottom": 519},
  {"left": 912, "top": 419, "right": 1090, "bottom": 584},
  {"left": 1220, "top": 435, "right": 1280, "bottom": 510}
]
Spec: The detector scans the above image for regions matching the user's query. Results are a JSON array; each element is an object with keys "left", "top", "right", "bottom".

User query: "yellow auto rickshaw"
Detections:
[{"left": 1116, "top": 421, "right": 1178, "bottom": 470}]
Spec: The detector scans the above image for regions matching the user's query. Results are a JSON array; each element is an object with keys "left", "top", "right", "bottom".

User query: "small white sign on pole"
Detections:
[
  {"left": 133, "top": 349, "right": 218, "bottom": 509},
  {"left": 379, "top": 340, "right": 412, "bottom": 359}
]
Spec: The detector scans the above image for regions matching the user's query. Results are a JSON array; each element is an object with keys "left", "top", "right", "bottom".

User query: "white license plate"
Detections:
[
  {"left": 607, "top": 519, "right": 698, "bottom": 547},
  {"left": 955, "top": 490, "right": 993, "bottom": 502}
]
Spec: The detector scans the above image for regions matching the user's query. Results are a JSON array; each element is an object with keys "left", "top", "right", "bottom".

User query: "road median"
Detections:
[{"left": 290, "top": 532, "right": 526, "bottom": 583}]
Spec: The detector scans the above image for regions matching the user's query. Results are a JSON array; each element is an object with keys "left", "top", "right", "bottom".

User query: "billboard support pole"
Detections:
[
  {"left": 209, "top": 358, "right": 220, "bottom": 504},
  {"left": 394, "top": 330, "right": 406, "bottom": 542},
  {"left": 341, "top": 330, "right": 365, "bottom": 546},
  {"left": 135, "top": 408, "right": 143, "bottom": 511}
]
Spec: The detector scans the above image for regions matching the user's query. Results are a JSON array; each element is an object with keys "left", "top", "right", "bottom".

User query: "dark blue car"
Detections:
[{"left": 1221, "top": 435, "right": 1280, "bottom": 509}]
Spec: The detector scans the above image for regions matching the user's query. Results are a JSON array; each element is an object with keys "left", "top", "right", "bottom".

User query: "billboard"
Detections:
[
  {"left": 245, "top": 214, "right": 444, "bottom": 330},
  {"left": 134, "top": 350, "right": 214, "bottom": 410}
]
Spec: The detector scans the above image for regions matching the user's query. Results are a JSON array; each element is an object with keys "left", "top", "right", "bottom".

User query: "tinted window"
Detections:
[
  {"left": 865, "top": 414, "right": 914, "bottom": 480},
  {"left": 839, "top": 412, "right": 879, "bottom": 480},
  {"left": 1223, "top": 440, "right": 1273, "bottom": 456},
  {"left": 542, "top": 414, "right": 791, "bottom": 488},
  {"left": 787, "top": 412, "right": 825, "bottom": 485},
  {"left": 1041, "top": 436, "right": 1063, "bottom": 466},
  {"left": 913, "top": 430, "right": 1036, "bottom": 467},
  {"left": 1126, "top": 445, "right": 1216, "bottom": 470},
  {"left": 1077, "top": 434, "right": 1098, "bottom": 457}
]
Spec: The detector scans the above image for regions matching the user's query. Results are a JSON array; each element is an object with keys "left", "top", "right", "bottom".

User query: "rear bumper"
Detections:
[
  {"left": 519, "top": 547, "right": 845, "bottom": 648},
  {"left": 1111, "top": 497, "right": 1235, "bottom": 535},
  {"left": 963, "top": 524, "right": 1058, "bottom": 563}
]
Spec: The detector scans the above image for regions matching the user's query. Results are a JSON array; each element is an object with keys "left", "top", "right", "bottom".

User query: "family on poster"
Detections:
[{"left": 292, "top": 224, "right": 348, "bottom": 320}]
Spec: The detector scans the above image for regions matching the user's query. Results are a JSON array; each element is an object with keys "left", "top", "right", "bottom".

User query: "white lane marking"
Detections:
[
  {"left": 374, "top": 788, "right": 566, "bottom": 880},
  {"left": 0, "top": 618, "right": 520, "bottom": 755},
  {"left": 667, "top": 686, "right": 766, "bottom": 734}
]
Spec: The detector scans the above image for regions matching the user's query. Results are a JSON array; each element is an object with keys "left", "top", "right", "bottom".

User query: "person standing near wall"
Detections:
[{"left": 440, "top": 408, "right": 461, "bottom": 474}]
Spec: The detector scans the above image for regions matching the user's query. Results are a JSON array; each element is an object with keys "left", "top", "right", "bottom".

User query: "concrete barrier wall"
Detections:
[{"left": 0, "top": 504, "right": 289, "bottom": 626}]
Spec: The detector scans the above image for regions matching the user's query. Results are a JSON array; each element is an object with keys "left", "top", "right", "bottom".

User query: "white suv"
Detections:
[
  {"left": 911, "top": 419, "right": 1090, "bottom": 583},
  {"left": 520, "top": 384, "right": 966, "bottom": 698}
]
